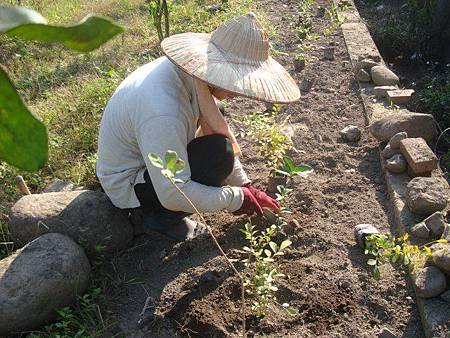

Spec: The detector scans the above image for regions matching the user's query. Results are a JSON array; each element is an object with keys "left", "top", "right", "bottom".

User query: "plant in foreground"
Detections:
[
  {"left": 237, "top": 222, "right": 291, "bottom": 318},
  {"left": 363, "top": 233, "right": 448, "bottom": 280},
  {"left": 148, "top": 150, "right": 246, "bottom": 334},
  {"left": 275, "top": 155, "right": 313, "bottom": 180}
]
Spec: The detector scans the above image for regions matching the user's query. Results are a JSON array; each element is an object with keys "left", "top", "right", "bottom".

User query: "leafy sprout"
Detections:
[
  {"left": 148, "top": 151, "right": 185, "bottom": 182},
  {"left": 275, "top": 156, "right": 313, "bottom": 178}
]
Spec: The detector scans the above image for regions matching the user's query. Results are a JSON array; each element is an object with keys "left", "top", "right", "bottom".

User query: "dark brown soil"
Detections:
[{"left": 100, "top": 0, "right": 424, "bottom": 336}]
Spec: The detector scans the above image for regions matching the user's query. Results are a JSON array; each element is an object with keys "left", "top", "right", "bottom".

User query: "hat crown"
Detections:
[{"left": 210, "top": 13, "right": 269, "bottom": 63}]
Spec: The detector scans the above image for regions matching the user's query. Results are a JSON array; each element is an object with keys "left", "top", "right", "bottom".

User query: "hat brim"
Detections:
[{"left": 161, "top": 33, "right": 300, "bottom": 104}]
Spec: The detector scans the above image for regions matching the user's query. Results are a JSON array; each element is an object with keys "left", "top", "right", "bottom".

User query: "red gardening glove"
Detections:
[
  {"left": 245, "top": 183, "right": 280, "bottom": 211},
  {"left": 233, "top": 187, "right": 264, "bottom": 216}
]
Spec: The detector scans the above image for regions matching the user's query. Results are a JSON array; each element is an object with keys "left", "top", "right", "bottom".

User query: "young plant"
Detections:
[
  {"left": 235, "top": 105, "right": 293, "bottom": 173},
  {"left": 275, "top": 156, "right": 313, "bottom": 180},
  {"left": 363, "top": 233, "right": 448, "bottom": 280},
  {"left": 148, "top": 150, "right": 246, "bottom": 334},
  {"left": 148, "top": 0, "right": 171, "bottom": 42},
  {"left": 238, "top": 222, "right": 291, "bottom": 318},
  {"left": 275, "top": 185, "right": 293, "bottom": 215}
]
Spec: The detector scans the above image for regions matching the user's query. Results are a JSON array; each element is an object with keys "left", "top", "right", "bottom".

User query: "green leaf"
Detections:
[
  {"left": 403, "top": 255, "right": 410, "bottom": 266},
  {"left": 286, "top": 307, "right": 299, "bottom": 316},
  {"left": 148, "top": 153, "right": 164, "bottom": 168},
  {"left": 373, "top": 266, "right": 380, "bottom": 280},
  {"left": 280, "top": 239, "right": 292, "bottom": 251},
  {"left": 0, "top": 5, "right": 47, "bottom": 32},
  {"left": 3, "top": 10, "right": 124, "bottom": 52},
  {"left": 165, "top": 150, "right": 177, "bottom": 174},
  {"left": 367, "top": 258, "right": 377, "bottom": 266},
  {"left": 0, "top": 66, "right": 48, "bottom": 171},
  {"left": 264, "top": 249, "right": 272, "bottom": 257},
  {"left": 269, "top": 241, "right": 278, "bottom": 253}
]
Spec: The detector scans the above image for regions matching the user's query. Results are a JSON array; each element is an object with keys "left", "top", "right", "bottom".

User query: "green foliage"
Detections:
[
  {"left": 275, "top": 184, "right": 293, "bottom": 215},
  {"left": 148, "top": 0, "right": 171, "bottom": 42},
  {"left": 238, "top": 221, "right": 291, "bottom": 318},
  {"left": 0, "top": 5, "right": 123, "bottom": 172},
  {"left": 0, "top": 67, "right": 48, "bottom": 171},
  {"left": 363, "top": 233, "right": 447, "bottom": 280},
  {"left": 275, "top": 156, "right": 313, "bottom": 178},
  {"left": 235, "top": 105, "right": 293, "bottom": 172},
  {"left": 28, "top": 282, "right": 113, "bottom": 337},
  {"left": 149, "top": 151, "right": 186, "bottom": 183}
]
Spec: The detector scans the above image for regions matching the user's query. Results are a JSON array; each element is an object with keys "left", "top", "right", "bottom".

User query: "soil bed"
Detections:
[{"left": 100, "top": 0, "right": 423, "bottom": 336}]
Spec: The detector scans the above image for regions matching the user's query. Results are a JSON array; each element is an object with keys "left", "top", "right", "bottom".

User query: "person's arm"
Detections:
[
  {"left": 137, "top": 116, "right": 243, "bottom": 213},
  {"left": 224, "top": 157, "right": 251, "bottom": 186}
]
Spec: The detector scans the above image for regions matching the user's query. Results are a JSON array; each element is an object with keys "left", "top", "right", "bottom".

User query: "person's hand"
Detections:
[
  {"left": 233, "top": 187, "right": 264, "bottom": 216},
  {"left": 245, "top": 184, "right": 280, "bottom": 211}
]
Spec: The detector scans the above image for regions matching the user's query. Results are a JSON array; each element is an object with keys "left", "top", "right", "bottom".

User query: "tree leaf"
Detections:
[
  {"left": 174, "top": 159, "right": 185, "bottom": 174},
  {"left": 165, "top": 150, "right": 177, "bottom": 174},
  {"left": 264, "top": 249, "right": 272, "bottom": 257},
  {"left": 269, "top": 241, "right": 278, "bottom": 253},
  {"left": 280, "top": 239, "right": 292, "bottom": 251},
  {"left": 148, "top": 153, "right": 164, "bottom": 168},
  {"left": 0, "top": 5, "right": 47, "bottom": 32},
  {"left": 0, "top": 66, "right": 48, "bottom": 171},
  {"left": 367, "top": 258, "right": 377, "bottom": 266},
  {"left": 4, "top": 11, "right": 124, "bottom": 52}
]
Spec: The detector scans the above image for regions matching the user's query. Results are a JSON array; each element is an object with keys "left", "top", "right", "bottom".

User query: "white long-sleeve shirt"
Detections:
[{"left": 96, "top": 56, "right": 248, "bottom": 213}]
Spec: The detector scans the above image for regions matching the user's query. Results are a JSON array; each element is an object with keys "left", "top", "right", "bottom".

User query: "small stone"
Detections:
[
  {"left": 206, "top": 4, "right": 222, "bottom": 13},
  {"left": 340, "top": 125, "right": 362, "bottom": 142},
  {"left": 369, "top": 112, "right": 438, "bottom": 142},
  {"left": 414, "top": 266, "right": 447, "bottom": 298},
  {"left": 378, "top": 327, "right": 397, "bottom": 338},
  {"left": 423, "top": 212, "right": 446, "bottom": 238},
  {"left": 323, "top": 47, "right": 335, "bottom": 60},
  {"left": 386, "top": 89, "right": 415, "bottom": 105},
  {"left": 294, "top": 58, "right": 306, "bottom": 72},
  {"left": 355, "top": 59, "right": 379, "bottom": 72},
  {"left": 400, "top": 138, "right": 438, "bottom": 177},
  {"left": 381, "top": 144, "right": 397, "bottom": 159},
  {"left": 373, "top": 86, "right": 398, "bottom": 98},
  {"left": 356, "top": 69, "right": 371, "bottom": 82},
  {"left": 440, "top": 290, "right": 450, "bottom": 303},
  {"left": 300, "top": 79, "right": 314, "bottom": 92},
  {"left": 388, "top": 132, "right": 408, "bottom": 150},
  {"left": 431, "top": 243, "right": 450, "bottom": 275},
  {"left": 370, "top": 65, "right": 400, "bottom": 86},
  {"left": 442, "top": 225, "right": 450, "bottom": 241},
  {"left": 358, "top": 54, "right": 381, "bottom": 63},
  {"left": 409, "top": 222, "right": 431, "bottom": 239},
  {"left": 0, "top": 233, "right": 90, "bottom": 334},
  {"left": 385, "top": 154, "right": 407, "bottom": 173},
  {"left": 354, "top": 224, "right": 380, "bottom": 248},
  {"left": 42, "top": 179, "right": 75, "bottom": 193},
  {"left": 406, "top": 177, "right": 449, "bottom": 216},
  {"left": 285, "top": 219, "right": 300, "bottom": 235}
]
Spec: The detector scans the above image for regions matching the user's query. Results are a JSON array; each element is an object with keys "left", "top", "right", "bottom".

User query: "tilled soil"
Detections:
[{"left": 101, "top": 0, "right": 424, "bottom": 336}]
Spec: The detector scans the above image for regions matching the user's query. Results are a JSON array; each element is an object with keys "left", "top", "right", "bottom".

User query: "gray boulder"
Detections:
[
  {"left": 385, "top": 154, "right": 407, "bottom": 173},
  {"left": 9, "top": 190, "right": 133, "bottom": 258},
  {"left": 0, "top": 233, "right": 90, "bottom": 335},
  {"left": 414, "top": 266, "right": 447, "bottom": 298},
  {"left": 369, "top": 113, "right": 438, "bottom": 142},
  {"left": 381, "top": 144, "right": 397, "bottom": 159},
  {"left": 431, "top": 243, "right": 450, "bottom": 275},
  {"left": 409, "top": 222, "right": 430, "bottom": 239},
  {"left": 370, "top": 65, "right": 400, "bottom": 86},
  {"left": 405, "top": 177, "right": 449, "bottom": 216},
  {"left": 388, "top": 131, "right": 408, "bottom": 150},
  {"left": 356, "top": 69, "right": 371, "bottom": 82},
  {"left": 424, "top": 212, "right": 447, "bottom": 238}
]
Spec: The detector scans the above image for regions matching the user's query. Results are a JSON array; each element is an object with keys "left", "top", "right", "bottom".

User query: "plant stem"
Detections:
[{"left": 167, "top": 177, "right": 246, "bottom": 337}]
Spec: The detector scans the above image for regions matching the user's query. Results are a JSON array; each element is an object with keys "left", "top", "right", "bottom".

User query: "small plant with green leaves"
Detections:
[
  {"left": 363, "top": 233, "right": 448, "bottom": 280},
  {"left": 148, "top": 0, "right": 172, "bottom": 42},
  {"left": 327, "top": 3, "right": 346, "bottom": 31},
  {"left": 275, "top": 185, "right": 293, "bottom": 215},
  {"left": 148, "top": 150, "right": 246, "bottom": 334},
  {"left": 275, "top": 156, "right": 313, "bottom": 180},
  {"left": 238, "top": 222, "right": 292, "bottom": 318},
  {"left": 235, "top": 105, "right": 293, "bottom": 174}
]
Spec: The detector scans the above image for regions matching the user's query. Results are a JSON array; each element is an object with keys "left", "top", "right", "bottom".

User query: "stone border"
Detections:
[{"left": 333, "top": 1, "right": 450, "bottom": 336}]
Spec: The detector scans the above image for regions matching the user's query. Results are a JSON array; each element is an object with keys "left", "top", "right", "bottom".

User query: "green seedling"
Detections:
[
  {"left": 149, "top": 150, "right": 246, "bottom": 335},
  {"left": 275, "top": 185, "right": 293, "bottom": 214},
  {"left": 238, "top": 221, "right": 291, "bottom": 318},
  {"left": 364, "top": 233, "right": 448, "bottom": 280},
  {"left": 275, "top": 156, "right": 313, "bottom": 179}
]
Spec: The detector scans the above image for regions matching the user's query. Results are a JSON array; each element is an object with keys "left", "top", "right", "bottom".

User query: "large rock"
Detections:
[
  {"left": 388, "top": 131, "right": 408, "bottom": 150},
  {"left": 9, "top": 190, "right": 133, "bottom": 257},
  {"left": 0, "top": 233, "right": 90, "bottom": 335},
  {"left": 369, "top": 113, "right": 438, "bottom": 142},
  {"left": 405, "top": 177, "right": 449, "bottom": 216},
  {"left": 370, "top": 65, "right": 400, "bottom": 86},
  {"left": 423, "top": 212, "right": 447, "bottom": 238},
  {"left": 385, "top": 154, "right": 407, "bottom": 174},
  {"left": 414, "top": 266, "right": 447, "bottom": 298},
  {"left": 431, "top": 243, "right": 450, "bottom": 275}
]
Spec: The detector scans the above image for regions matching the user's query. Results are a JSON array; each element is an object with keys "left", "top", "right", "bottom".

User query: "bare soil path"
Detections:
[{"left": 100, "top": 0, "right": 424, "bottom": 336}]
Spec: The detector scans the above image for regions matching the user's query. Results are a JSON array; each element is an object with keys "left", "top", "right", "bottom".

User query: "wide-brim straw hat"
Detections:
[{"left": 161, "top": 13, "right": 300, "bottom": 104}]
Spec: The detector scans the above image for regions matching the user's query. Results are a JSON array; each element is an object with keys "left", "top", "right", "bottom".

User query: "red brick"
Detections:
[
  {"left": 386, "top": 89, "right": 415, "bottom": 105},
  {"left": 400, "top": 138, "right": 438, "bottom": 177}
]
